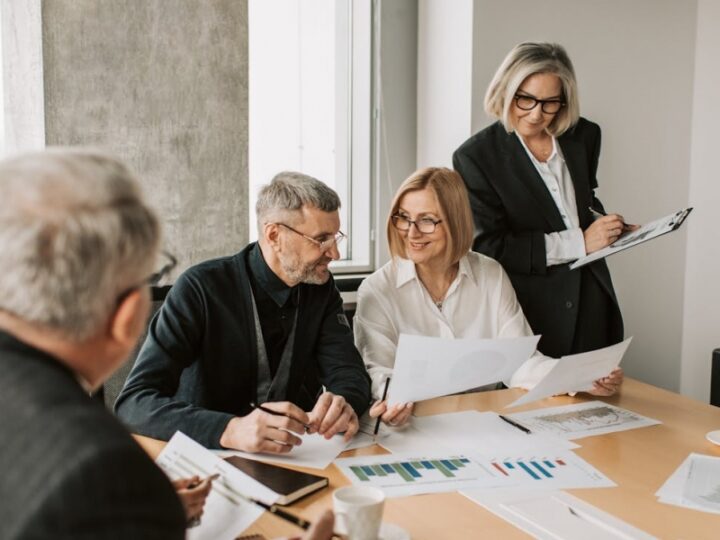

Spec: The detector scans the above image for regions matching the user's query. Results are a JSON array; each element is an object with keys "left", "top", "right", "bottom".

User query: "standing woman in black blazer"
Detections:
[{"left": 453, "top": 43, "right": 632, "bottom": 394}]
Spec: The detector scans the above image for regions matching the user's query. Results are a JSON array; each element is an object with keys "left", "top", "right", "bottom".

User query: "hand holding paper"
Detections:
[{"left": 506, "top": 338, "right": 632, "bottom": 408}]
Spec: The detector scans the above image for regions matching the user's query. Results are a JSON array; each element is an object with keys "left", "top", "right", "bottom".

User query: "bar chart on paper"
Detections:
[
  {"left": 336, "top": 451, "right": 615, "bottom": 497},
  {"left": 335, "top": 454, "right": 504, "bottom": 497}
]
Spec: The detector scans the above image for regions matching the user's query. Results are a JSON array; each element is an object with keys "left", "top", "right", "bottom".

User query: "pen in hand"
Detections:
[
  {"left": 250, "top": 402, "right": 312, "bottom": 432},
  {"left": 373, "top": 377, "right": 392, "bottom": 441},
  {"left": 588, "top": 206, "right": 633, "bottom": 232}
]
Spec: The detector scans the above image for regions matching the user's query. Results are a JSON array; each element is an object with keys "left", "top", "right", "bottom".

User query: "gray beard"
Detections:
[{"left": 280, "top": 257, "right": 331, "bottom": 285}]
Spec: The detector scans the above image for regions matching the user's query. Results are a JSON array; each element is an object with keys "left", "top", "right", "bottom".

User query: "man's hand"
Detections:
[
  {"left": 588, "top": 367, "right": 624, "bottom": 396},
  {"left": 219, "top": 401, "right": 309, "bottom": 453},
  {"left": 172, "top": 475, "right": 214, "bottom": 523},
  {"left": 369, "top": 400, "right": 414, "bottom": 427},
  {"left": 307, "top": 392, "right": 359, "bottom": 442},
  {"left": 584, "top": 214, "right": 638, "bottom": 253}
]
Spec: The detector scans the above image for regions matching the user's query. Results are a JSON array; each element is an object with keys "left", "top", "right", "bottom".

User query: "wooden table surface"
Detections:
[{"left": 135, "top": 378, "right": 720, "bottom": 539}]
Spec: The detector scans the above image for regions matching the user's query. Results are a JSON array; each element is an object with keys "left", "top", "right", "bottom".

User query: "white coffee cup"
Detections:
[{"left": 332, "top": 485, "right": 385, "bottom": 540}]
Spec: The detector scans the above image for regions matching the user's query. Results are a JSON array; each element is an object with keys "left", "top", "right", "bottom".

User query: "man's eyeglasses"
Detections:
[
  {"left": 276, "top": 223, "right": 346, "bottom": 251},
  {"left": 513, "top": 94, "right": 565, "bottom": 114},
  {"left": 391, "top": 214, "right": 443, "bottom": 234},
  {"left": 116, "top": 251, "right": 177, "bottom": 305}
]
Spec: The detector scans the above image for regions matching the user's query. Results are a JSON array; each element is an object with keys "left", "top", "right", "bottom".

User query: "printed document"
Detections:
[
  {"left": 156, "top": 432, "right": 279, "bottom": 540},
  {"left": 387, "top": 334, "right": 539, "bottom": 405},
  {"left": 507, "top": 338, "right": 632, "bottom": 408},
  {"left": 507, "top": 400, "right": 660, "bottom": 439}
]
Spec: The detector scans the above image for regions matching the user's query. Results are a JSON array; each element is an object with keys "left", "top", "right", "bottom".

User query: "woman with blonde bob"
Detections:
[
  {"left": 453, "top": 43, "right": 633, "bottom": 380},
  {"left": 354, "top": 167, "right": 605, "bottom": 427}
]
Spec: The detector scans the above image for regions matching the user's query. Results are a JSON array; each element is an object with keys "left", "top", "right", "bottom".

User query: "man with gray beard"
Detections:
[{"left": 116, "top": 172, "right": 371, "bottom": 454}]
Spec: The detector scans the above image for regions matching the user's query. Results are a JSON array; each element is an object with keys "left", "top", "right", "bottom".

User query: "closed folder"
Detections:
[{"left": 224, "top": 455, "right": 328, "bottom": 505}]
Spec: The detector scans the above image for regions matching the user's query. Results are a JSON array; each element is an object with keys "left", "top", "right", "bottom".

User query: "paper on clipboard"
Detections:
[{"left": 570, "top": 208, "right": 692, "bottom": 270}]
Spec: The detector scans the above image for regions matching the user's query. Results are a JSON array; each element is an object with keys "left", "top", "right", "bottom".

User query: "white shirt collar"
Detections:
[
  {"left": 515, "top": 132, "right": 563, "bottom": 165},
  {"left": 393, "top": 254, "right": 476, "bottom": 289}
]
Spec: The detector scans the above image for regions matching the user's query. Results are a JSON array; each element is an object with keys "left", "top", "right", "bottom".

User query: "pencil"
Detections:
[
  {"left": 187, "top": 473, "right": 220, "bottom": 489},
  {"left": 373, "top": 377, "right": 391, "bottom": 440},
  {"left": 251, "top": 402, "right": 312, "bottom": 431}
]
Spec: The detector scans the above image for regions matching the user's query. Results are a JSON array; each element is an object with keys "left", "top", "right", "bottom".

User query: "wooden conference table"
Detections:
[{"left": 136, "top": 378, "right": 720, "bottom": 539}]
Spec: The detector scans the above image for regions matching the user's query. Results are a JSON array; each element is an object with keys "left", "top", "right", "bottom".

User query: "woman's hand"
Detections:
[
  {"left": 588, "top": 367, "right": 624, "bottom": 396},
  {"left": 584, "top": 214, "right": 638, "bottom": 253},
  {"left": 369, "top": 399, "right": 414, "bottom": 427},
  {"left": 172, "top": 475, "right": 214, "bottom": 524}
]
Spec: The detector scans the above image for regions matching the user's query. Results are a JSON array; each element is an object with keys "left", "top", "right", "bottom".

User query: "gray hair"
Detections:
[
  {"left": 256, "top": 171, "right": 341, "bottom": 229},
  {"left": 0, "top": 148, "right": 161, "bottom": 340},
  {"left": 484, "top": 42, "right": 580, "bottom": 137}
]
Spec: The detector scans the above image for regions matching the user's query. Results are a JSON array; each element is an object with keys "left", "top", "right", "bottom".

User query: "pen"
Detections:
[
  {"left": 251, "top": 402, "right": 312, "bottom": 431},
  {"left": 187, "top": 473, "right": 220, "bottom": 489},
  {"left": 498, "top": 414, "right": 532, "bottom": 434},
  {"left": 373, "top": 377, "right": 391, "bottom": 441},
  {"left": 588, "top": 206, "right": 632, "bottom": 232}
]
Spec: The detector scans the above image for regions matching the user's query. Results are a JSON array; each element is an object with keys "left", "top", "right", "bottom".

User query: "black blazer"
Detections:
[
  {"left": 115, "top": 243, "right": 371, "bottom": 448},
  {"left": 453, "top": 118, "right": 622, "bottom": 357},
  {"left": 0, "top": 331, "right": 185, "bottom": 539}
]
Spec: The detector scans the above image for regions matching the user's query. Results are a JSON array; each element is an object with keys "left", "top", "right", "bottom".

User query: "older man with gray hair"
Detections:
[
  {"left": 0, "top": 149, "right": 188, "bottom": 537},
  {"left": 116, "top": 171, "right": 371, "bottom": 454}
]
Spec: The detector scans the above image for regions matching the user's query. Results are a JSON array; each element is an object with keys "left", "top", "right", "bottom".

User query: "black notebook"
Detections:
[{"left": 224, "top": 455, "right": 328, "bottom": 505}]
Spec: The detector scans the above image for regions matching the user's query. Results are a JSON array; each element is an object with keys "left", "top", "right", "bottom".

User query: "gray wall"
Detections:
[
  {"left": 41, "top": 0, "right": 249, "bottom": 273},
  {"left": 470, "top": 0, "right": 697, "bottom": 391}
]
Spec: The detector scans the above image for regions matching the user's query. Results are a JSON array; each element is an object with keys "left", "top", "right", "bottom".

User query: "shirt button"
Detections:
[
  {"left": 565, "top": 301, "right": 573, "bottom": 309},
  {"left": 552, "top": 187, "right": 558, "bottom": 192}
]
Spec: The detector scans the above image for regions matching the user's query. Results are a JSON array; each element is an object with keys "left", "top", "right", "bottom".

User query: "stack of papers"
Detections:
[
  {"left": 656, "top": 453, "right": 720, "bottom": 514},
  {"left": 377, "top": 410, "right": 579, "bottom": 456}
]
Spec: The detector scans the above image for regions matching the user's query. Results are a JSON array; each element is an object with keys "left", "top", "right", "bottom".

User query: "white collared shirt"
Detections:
[
  {"left": 516, "top": 133, "right": 586, "bottom": 265},
  {"left": 354, "top": 252, "right": 556, "bottom": 398}
]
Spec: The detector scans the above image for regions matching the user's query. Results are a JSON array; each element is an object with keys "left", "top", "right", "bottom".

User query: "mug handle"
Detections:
[{"left": 334, "top": 511, "right": 351, "bottom": 540}]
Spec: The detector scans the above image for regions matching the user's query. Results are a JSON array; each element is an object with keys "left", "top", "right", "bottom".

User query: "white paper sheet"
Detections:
[
  {"left": 656, "top": 453, "right": 720, "bottom": 514},
  {"left": 507, "top": 338, "right": 632, "bottom": 408},
  {"left": 215, "top": 432, "right": 349, "bottom": 470},
  {"left": 507, "top": 400, "right": 661, "bottom": 439},
  {"left": 387, "top": 334, "right": 540, "bottom": 405},
  {"left": 378, "top": 410, "right": 578, "bottom": 457},
  {"left": 336, "top": 448, "right": 613, "bottom": 498},
  {"left": 156, "top": 432, "right": 279, "bottom": 540},
  {"left": 463, "top": 490, "right": 657, "bottom": 539}
]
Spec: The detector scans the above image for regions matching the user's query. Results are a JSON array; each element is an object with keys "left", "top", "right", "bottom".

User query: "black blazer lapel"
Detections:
[{"left": 503, "top": 131, "right": 566, "bottom": 232}]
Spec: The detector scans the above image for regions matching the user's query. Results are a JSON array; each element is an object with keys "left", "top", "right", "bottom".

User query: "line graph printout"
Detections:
[
  {"left": 683, "top": 454, "right": 720, "bottom": 514},
  {"left": 507, "top": 401, "right": 661, "bottom": 440}
]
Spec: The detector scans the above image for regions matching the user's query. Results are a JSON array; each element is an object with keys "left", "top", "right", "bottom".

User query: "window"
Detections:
[{"left": 248, "top": 0, "right": 373, "bottom": 272}]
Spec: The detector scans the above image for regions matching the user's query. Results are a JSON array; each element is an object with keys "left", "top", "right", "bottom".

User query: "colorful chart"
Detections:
[{"left": 349, "top": 457, "right": 472, "bottom": 483}]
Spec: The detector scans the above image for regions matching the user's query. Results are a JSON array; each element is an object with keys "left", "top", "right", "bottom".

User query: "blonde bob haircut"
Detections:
[
  {"left": 484, "top": 42, "right": 580, "bottom": 137},
  {"left": 387, "top": 167, "right": 473, "bottom": 267}
]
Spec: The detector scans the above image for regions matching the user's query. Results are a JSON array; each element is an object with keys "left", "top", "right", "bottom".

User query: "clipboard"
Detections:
[{"left": 570, "top": 208, "right": 692, "bottom": 270}]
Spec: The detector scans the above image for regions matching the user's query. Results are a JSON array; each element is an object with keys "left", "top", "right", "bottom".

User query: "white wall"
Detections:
[
  {"left": 416, "top": 0, "right": 474, "bottom": 168},
  {"left": 466, "top": 0, "right": 698, "bottom": 392},
  {"left": 681, "top": 0, "right": 720, "bottom": 401}
]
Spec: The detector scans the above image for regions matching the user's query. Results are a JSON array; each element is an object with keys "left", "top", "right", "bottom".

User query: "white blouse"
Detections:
[
  {"left": 516, "top": 133, "right": 586, "bottom": 266},
  {"left": 354, "top": 252, "right": 557, "bottom": 398}
]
